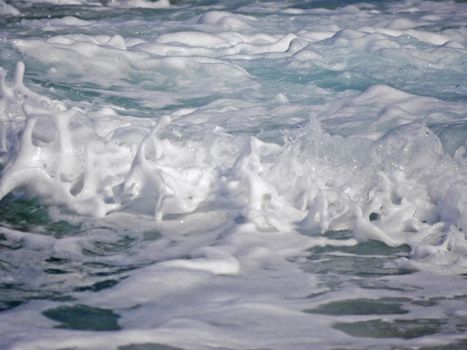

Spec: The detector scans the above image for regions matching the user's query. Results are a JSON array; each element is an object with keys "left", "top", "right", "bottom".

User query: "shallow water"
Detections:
[{"left": 1, "top": 0, "right": 467, "bottom": 349}]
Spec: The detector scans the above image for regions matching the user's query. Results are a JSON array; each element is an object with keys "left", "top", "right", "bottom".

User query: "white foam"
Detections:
[
  {"left": 0, "top": 0, "right": 19, "bottom": 16},
  {"left": 2, "top": 56, "right": 467, "bottom": 272},
  {"left": 18, "top": 0, "right": 170, "bottom": 6},
  {"left": 198, "top": 11, "right": 254, "bottom": 31},
  {"left": 107, "top": 0, "right": 170, "bottom": 8},
  {"left": 1, "top": 1, "right": 467, "bottom": 349}
]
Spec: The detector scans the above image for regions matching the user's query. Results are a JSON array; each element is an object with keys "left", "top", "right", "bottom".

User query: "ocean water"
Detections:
[{"left": 0, "top": 0, "right": 467, "bottom": 349}]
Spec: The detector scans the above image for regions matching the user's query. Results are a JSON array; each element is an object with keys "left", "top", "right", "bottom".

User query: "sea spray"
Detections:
[{"left": 1, "top": 62, "right": 467, "bottom": 272}]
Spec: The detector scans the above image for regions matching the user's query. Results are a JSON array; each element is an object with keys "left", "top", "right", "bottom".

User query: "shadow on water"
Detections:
[
  {"left": 0, "top": 192, "right": 162, "bottom": 313},
  {"left": 43, "top": 304, "right": 121, "bottom": 331},
  {"left": 301, "top": 230, "right": 467, "bottom": 346},
  {"left": 304, "top": 230, "right": 413, "bottom": 280},
  {"left": 305, "top": 297, "right": 410, "bottom": 316},
  {"left": 334, "top": 318, "right": 444, "bottom": 339},
  {"left": 0, "top": 192, "right": 81, "bottom": 238}
]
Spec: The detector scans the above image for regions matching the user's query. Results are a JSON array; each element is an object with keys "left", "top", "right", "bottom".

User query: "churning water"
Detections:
[{"left": 1, "top": 0, "right": 467, "bottom": 349}]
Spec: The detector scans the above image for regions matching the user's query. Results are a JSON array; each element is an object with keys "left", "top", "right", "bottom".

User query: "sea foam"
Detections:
[
  {"left": 1, "top": 1, "right": 467, "bottom": 349},
  {"left": 1, "top": 60, "right": 466, "bottom": 273}
]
